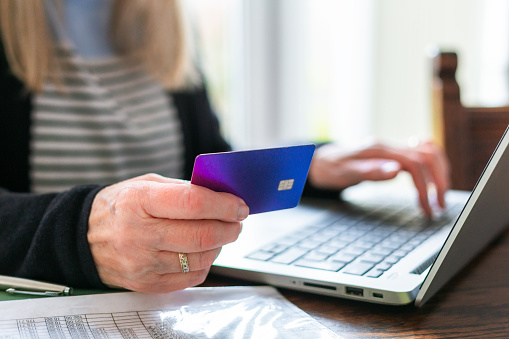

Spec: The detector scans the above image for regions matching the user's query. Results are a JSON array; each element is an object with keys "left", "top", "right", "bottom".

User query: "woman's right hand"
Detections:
[{"left": 87, "top": 173, "right": 249, "bottom": 293}]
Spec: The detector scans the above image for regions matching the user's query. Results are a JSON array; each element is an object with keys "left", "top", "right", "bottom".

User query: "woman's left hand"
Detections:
[{"left": 308, "top": 141, "right": 450, "bottom": 216}]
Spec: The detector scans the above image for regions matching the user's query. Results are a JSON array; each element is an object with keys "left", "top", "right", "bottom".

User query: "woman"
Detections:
[{"left": 0, "top": 0, "right": 449, "bottom": 293}]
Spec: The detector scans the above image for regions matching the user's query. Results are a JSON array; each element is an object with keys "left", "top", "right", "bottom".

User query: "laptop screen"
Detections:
[{"left": 416, "top": 126, "right": 509, "bottom": 306}]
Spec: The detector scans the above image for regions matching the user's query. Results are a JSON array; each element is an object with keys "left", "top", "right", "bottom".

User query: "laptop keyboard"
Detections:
[{"left": 246, "top": 201, "right": 463, "bottom": 278}]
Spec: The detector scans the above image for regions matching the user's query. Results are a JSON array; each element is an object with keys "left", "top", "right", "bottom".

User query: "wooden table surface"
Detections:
[{"left": 205, "top": 228, "right": 509, "bottom": 338}]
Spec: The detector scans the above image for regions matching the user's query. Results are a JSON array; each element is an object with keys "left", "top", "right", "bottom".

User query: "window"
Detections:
[
  {"left": 186, "top": 0, "right": 241, "bottom": 144},
  {"left": 189, "top": 0, "right": 509, "bottom": 148}
]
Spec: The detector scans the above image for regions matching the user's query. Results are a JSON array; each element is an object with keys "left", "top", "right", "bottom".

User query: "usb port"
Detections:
[
  {"left": 345, "top": 287, "right": 363, "bottom": 297},
  {"left": 373, "top": 292, "right": 383, "bottom": 299}
]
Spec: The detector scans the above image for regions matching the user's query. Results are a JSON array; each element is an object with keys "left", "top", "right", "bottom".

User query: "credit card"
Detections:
[{"left": 191, "top": 144, "right": 316, "bottom": 214}]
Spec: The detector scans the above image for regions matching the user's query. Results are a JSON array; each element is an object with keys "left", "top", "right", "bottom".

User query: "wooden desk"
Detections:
[{"left": 205, "top": 228, "right": 509, "bottom": 338}]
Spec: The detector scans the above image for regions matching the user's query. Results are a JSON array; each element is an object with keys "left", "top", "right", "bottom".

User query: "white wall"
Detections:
[{"left": 372, "top": 0, "right": 486, "bottom": 144}]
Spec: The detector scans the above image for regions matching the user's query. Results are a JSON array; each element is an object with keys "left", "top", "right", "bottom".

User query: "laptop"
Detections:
[{"left": 211, "top": 127, "right": 509, "bottom": 306}]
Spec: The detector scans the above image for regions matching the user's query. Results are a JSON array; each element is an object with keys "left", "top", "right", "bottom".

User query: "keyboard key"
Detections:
[
  {"left": 353, "top": 222, "right": 376, "bottom": 231},
  {"left": 316, "top": 244, "right": 341, "bottom": 255},
  {"left": 383, "top": 255, "right": 401, "bottom": 265},
  {"left": 334, "top": 217, "right": 361, "bottom": 225},
  {"left": 270, "top": 247, "right": 308, "bottom": 264},
  {"left": 400, "top": 244, "right": 415, "bottom": 252},
  {"left": 408, "top": 239, "right": 424, "bottom": 247},
  {"left": 342, "top": 262, "right": 374, "bottom": 275},
  {"left": 259, "top": 244, "right": 275, "bottom": 252},
  {"left": 380, "top": 241, "right": 403, "bottom": 250},
  {"left": 391, "top": 250, "right": 408, "bottom": 258},
  {"left": 363, "top": 233, "right": 386, "bottom": 243},
  {"left": 395, "top": 229, "right": 418, "bottom": 237},
  {"left": 336, "top": 233, "right": 359, "bottom": 242},
  {"left": 404, "top": 224, "right": 428, "bottom": 232},
  {"left": 345, "top": 228, "right": 369, "bottom": 237},
  {"left": 316, "top": 228, "right": 342, "bottom": 238},
  {"left": 294, "top": 259, "right": 345, "bottom": 271},
  {"left": 359, "top": 252, "right": 385, "bottom": 264},
  {"left": 294, "top": 227, "right": 320, "bottom": 238},
  {"left": 414, "top": 231, "right": 435, "bottom": 240},
  {"left": 304, "top": 251, "right": 329, "bottom": 261},
  {"left": 370, "top": 247, "right": 393, "bottom": 257},
  {"left": 365, "top": 268, "right": 384, "bottom": 278},
  {"left": 330, "top": 252, "right": 357, "bottom": 263},
  {"left": 310, "top": 233, "right": 332, "bottom": 242},
  {"left": 246, "top": 251, "right": 274, "bottom": 261},
  {"left": 370, "top": 228, "right": 396, "bottom": 238},
  {"left": 387, "top": 235, "right": 410, "bottom": 244},
  {"left": 329, "top": 224, "right": 350, "bottom": 232},
  {"left": 342, "top": 246, "right": 366, "bottom": 256},
  {"left": 375, "top": 225, "right": 399, "bottom": 233},
  {"left": 375, "top": 262, "right": 392, "bottom": 271},
  {"left": 260, "top": 243, "right": 288, "bottom": 253},
  {"left": 351, "top": 240, "right": 375, "bottom": 250},
  {"left": 326, "top": 239, "right": 350, "bottom": 249},
  {"left": 298, "top": 239, "right": 324, "bottom": 249},
  {"left": 274, "top": 237, "right": 301, "bottom": 246}
]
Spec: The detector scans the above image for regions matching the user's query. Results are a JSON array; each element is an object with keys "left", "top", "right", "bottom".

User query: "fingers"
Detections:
[
  {"left": 146, "top": 248, "right": 222, "bottom": 275},
  {"left": 308, "top": 145, "right": 402, "bottom": 189},
  {"left": 123, "top": 172, "right": 189, "bottom": 185},
  {"left": 101, "top": 263, "right": 213, "bottom": 294},
  {"left": 132, "top": 181, "right": 249, "bottom": 222},
  {"left": 351, "top": 142, "right": 450, "bottom": 215},
  {"left": 309, "top": 141, "right": 450, "bottom": 215},
  {"left": 417, "top": 142, "right": 450, "bottom": 208},
  {"left": 354, "top": 159, "right": 402, "bottom": 182},
  {"left": 355, "top": 146, "right": 431, "bottom": 214},
  {"left": 90, "top": 216, "right": 240, "bottom": 292},
  {"left": 139, "top": 219, "right": 243, "bottom": 253},
  {"left": 96, "top": 248, "right": 222, "bottom": 294},
  {"left": 122, "top": 268, "right": 212, "bottom": 294},
  {"left": 396, "top": 142, "right": 450, "bottom": 213},
  {"left": 403, "top": 157, "right": 434, "bottom": 216}
]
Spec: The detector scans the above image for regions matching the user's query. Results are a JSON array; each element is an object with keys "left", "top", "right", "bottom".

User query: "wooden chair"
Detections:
[{"left": 431, "top": 51, "right": 509, "bottom": 191}]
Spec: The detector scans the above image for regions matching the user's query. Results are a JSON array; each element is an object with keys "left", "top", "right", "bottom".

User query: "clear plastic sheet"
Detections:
[{"left": 0, "top": 285, "right": 339, "bottom": 338}]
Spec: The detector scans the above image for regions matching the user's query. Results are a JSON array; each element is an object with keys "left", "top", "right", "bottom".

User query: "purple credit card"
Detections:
[{"left": 191, "top": 145, "right": 316, "bottom": 214}]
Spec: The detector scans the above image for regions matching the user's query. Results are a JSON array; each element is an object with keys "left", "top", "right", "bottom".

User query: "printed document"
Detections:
[{"left": 0, "top": 285, "right": 338, "bottom": 338}]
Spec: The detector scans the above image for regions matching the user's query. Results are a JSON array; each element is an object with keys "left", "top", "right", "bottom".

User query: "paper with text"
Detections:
[{"left": 0, "top": 286, "right": 338, "bottom": 339}]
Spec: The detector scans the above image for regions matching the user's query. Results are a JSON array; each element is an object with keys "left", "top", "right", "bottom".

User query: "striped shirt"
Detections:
[{"left": 30, "top": 46, "right": 184, "bottom": 193}]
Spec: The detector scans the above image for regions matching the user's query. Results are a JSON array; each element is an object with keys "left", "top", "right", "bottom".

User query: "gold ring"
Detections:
[{"left": 179, "top": 253, "right": 190, "bottom": 274}]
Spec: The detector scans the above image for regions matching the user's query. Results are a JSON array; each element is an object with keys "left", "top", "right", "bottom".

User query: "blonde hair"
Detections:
[{"left": 0, "top": 0, "right": 197, "bottom": 92}]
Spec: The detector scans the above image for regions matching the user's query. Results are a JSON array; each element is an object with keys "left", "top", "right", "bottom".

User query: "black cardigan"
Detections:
[{"left": 0, "top": 40, "right": 339, "bottom": 289}]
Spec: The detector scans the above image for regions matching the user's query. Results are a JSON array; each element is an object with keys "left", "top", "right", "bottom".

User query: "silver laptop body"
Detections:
[{"left": 212, "top": 127, "right": 509, "bottom": 306}]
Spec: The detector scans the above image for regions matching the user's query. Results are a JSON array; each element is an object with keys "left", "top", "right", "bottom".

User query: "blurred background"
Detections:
[{"left": 187, "top": 0, "right": 509, "bottom": 149}]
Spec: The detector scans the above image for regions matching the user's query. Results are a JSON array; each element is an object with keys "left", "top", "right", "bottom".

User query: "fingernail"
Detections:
[
  {"left": 381, "top": 161, "right": 400, "bottom": 173},
  {"left": 238, "top": 201, "right": 250, "bottom": 220}
]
